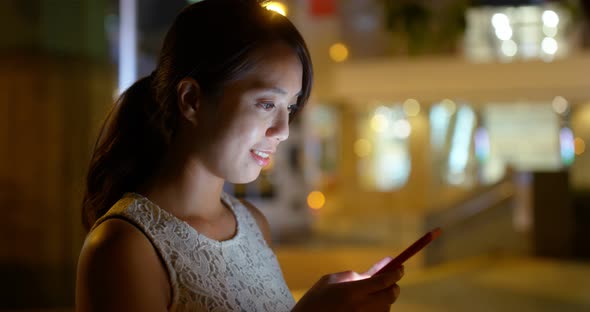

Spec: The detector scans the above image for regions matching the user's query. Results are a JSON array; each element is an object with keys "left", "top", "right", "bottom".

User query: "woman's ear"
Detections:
[{"left": 176, "top": 77, "right": 201, "bottom": 125}]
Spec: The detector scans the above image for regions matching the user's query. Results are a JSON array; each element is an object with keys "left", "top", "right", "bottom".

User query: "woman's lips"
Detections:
[{"left": 251, "top": 149, "right": 271, "bottom": 167}]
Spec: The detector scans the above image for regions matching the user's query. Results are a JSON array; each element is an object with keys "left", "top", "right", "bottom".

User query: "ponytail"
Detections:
[{"left": 81, "top": 75, "right": 171, "bottom": 231}]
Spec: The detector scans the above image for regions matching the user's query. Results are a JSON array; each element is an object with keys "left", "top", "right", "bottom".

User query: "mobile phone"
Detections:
[{"left": 374, "top": 228, "right": 442, "bottom": 275}]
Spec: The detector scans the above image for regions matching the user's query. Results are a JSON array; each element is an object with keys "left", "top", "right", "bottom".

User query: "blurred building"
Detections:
[{"left": 289, "top": 0, "right": 590, "bottom": 262}]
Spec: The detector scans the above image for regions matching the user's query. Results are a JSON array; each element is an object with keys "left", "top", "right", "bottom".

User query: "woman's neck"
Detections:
[{"left": 138, "top": 152, "right": 226, "bottom": 222}]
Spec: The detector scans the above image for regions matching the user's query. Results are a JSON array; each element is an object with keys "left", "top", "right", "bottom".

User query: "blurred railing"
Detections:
[{"left": 424, "top": 177, "right": 530, "bottom": 266}]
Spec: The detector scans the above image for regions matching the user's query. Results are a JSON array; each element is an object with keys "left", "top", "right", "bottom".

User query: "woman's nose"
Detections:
[{"left": 266, "top": 110, "right": 289, "bottom": 142}]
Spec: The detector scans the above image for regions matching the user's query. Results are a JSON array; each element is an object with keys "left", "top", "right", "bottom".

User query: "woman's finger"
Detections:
[
  {"left": 345, "top": 267, "right": 403, "bottom": 295},
  {"left": 367, "top": 283, "right": 401, "bottom": 306},
  {"left": 324, "top": 270, "right": 368, "bottom": 284}
]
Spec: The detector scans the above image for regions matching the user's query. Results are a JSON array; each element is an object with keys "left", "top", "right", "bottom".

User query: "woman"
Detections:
[{"left": 76, "top": 0, "right": 403, "bottom": 311}]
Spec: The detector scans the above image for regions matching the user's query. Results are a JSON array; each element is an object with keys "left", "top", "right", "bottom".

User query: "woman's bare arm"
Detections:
[{"left": 76, "top": 219, "right": 171, "bottom": 312}]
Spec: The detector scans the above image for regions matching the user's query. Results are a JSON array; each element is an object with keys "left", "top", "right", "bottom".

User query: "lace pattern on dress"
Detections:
[{"left": 92, "top": 192, "right": 295, "bottom": 312}]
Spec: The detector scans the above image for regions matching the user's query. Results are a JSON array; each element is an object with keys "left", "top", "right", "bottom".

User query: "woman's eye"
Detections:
[{"left": 257, "top": 102, "right": 275, "bottom": 110}]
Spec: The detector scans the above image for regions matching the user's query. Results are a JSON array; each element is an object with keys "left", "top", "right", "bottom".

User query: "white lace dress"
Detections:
[{"left": 91, "top": 192, "right": 295, "bottom": 312}]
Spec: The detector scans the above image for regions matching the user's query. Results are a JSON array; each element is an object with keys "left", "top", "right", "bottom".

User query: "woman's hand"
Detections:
[{"left": 292, "top": 257, "right": 404, "bottom": 312}]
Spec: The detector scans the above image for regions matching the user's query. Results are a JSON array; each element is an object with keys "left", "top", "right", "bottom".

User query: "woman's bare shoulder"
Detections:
[{"left": 76, "top": 218, "right": 171, "bottom": 312}]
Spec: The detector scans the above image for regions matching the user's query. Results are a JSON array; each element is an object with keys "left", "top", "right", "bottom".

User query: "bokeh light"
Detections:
[
  {"left": 403, "top": 99, "right": 421, "bottom": 116},
  {"left": 575, "top": 137, "right": 586, "bottom": 155},
  {"left": 542, "top": 37, "right": 558, "bottom": 55},
  {"left": 552, "top": 96, "right": 569, "bottom": 114},
  {"left": 392, "top": 119, "right": 411, "bottom": 139},
  {"left": 441, "top": 99, "right": 457, "bottom": 115},
  {"left": 492, "top": 13, "right": 512, "bottom": 40},
  {"left": 542, "top": 10, "right": 559, "bottom": 28},
  {"left": 329, "top": 43, "right": 349, "bottom": 62},
  {"left": 370, "top": 113, "right": 389, "bottom": 132},
  {"left": 354, "top": 139, "right": 372, "bottom": 158},
  {"left": 501, "top": 40, "right": 518, "bottom": 57},
  {"left": 307, "top": 191, "right": 326, "bottom": 210}
]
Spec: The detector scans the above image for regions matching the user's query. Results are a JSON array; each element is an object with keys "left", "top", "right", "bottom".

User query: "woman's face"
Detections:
[{"left": 193, "top": 42, "right": 303, "bottom": 183}]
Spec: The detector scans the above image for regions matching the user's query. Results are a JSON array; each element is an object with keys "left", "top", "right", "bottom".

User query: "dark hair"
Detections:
[{"left": 82, "top": 0, "right": 313, "bottom": 231}]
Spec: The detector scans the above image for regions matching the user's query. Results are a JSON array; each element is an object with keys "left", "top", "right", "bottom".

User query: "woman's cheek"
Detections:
[{"left": 235, "top": 114, "right": 267, "bottom": 138}]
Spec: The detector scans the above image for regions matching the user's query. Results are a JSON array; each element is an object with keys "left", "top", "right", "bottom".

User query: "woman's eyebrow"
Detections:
[
  {"left": 260, "top": 87, "right": 302, "bottom": 97},
  {"left": 248, "top": 79, "right": 302, "bottom": 97}
]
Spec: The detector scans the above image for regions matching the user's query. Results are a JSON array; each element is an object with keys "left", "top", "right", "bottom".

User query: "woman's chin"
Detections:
[{"left": 227, "top": 170, "right": 261, "bottom": 185}]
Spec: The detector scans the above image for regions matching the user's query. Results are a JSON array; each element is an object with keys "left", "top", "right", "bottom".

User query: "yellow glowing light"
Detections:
[
  {"left": 354, "top": 139, "right": 372, "bottom": 158},
  {"left": 263, "top": 1, "right": 287, "bottom": 16},
  {"left": 441, "top": 99, "right": 456, "bottom": 115},
  {"left": 307, "top": 191, "right": 326, "bottom": 210},
  {"left": 329, "top": 43, "right": 349, "bottom": 63},
  {"left": 575, "top": 137, "right": 586, "bottom": 155},
  {"left": 403, "top": 98, "right": 421, "bottom": 116},
  {"left": 370, "top": 114, "right": 389, "bottom": 132}
]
